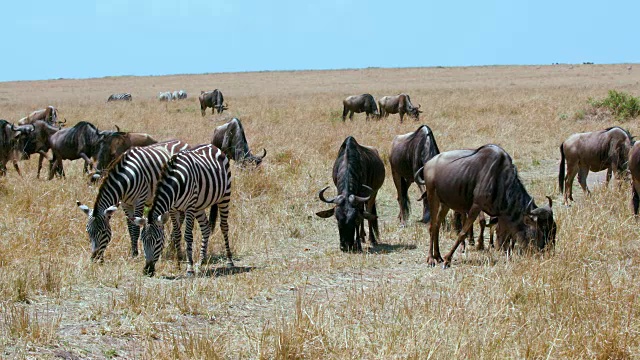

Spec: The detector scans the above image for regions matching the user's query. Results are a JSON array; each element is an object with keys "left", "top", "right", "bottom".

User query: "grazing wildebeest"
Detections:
[
  {"left": 389, "top": 125, "right": 440, "bottom": 226},
  {"left": 90, "top": 129, "right": 158, "bottom": 181},
  {"left": 199, "top": 90, "right": 226, "bottom": 116},
  {"left": 211, "top": 118, "right": 266, "bottom": 166},
  {"left": 629, "top": 142, "right": 640, "bottom": 216},
  {"left": 315, "top": 136, "right": 385, "bottom": 252},
  {"left": 559, "top": 126, "right": 633, "bottom": 205},
  {"left": 18, "top": 106, "right": 64, "bottom": 127},
  {"left": 0, "top": 120, "right": 34, "bottom": 176},
  {"left": 107, "top": 93, "right": 132, "bottom": 102},
  {"left": 77, "top": 139, "right": 190, "bottom": 262},
  {"left": 342, "top": 94, "right": 379, "bottom": 121},
  {"left": 417, "top": 144, "right": 556, "bottom": 268},
  {"left": 158, "top": 92, "right": 173, "bottom": 102},
  {"left": 378, "top": 94, "right": 422, "bottom": 123},
  {"left": 47, "top": 121, "right": 112, "bottom": 180},
  {"left": 13, "top": 120, "right": 62, "bottom": 178}
]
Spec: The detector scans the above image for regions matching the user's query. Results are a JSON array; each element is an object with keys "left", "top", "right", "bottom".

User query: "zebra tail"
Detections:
[{"left": 209, "top": 204, "right": 219, "bottom": 231}]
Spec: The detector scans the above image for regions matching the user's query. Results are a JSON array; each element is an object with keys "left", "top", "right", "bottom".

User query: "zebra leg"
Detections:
[
  {"left": 169, "top": 210, "right": 185, "bottom": 263},
  {"left": 124, "top": 204, "right": 143, "bottom": 257},
  {"left": 218, "top": 200, "right": 234, "bottom": 267},
  {"left": 195, "top": 211, "right": 212, "bottom": 270},
  {"left": 184, "top": 211, "right": 196, "bottom": 275}
]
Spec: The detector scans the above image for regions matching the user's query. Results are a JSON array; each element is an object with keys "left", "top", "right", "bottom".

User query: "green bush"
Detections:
[{"left": 589, "top": 90, "right": 640, "bottom": 121}]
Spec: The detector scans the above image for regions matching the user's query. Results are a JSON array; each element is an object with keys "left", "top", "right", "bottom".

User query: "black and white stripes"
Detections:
[
  {"left": 135, "top": 144, "right": 233, "bottom": 276},
  {"left": 107, "top": 93, "right": 132, "bottom": 102}
]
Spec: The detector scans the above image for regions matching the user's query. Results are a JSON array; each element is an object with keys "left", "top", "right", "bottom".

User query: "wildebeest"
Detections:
[
  {"left": 47, "top": 121, "right": 112, "bottom": 180},
  {"left": 18, "top": 106, "right": 65, "bottom": 127},
  {"left": 107, "top": 93, "right": 132, "bottom": 102},
  {"left": 315, "top": 136, "right": 385, "bottom": 252},
  {"left": 158, "top": 92, "right": 173, "bottom": 102},
  {"left": 13, "top": 120, "right": 62, "bottom": 178},
  {"left": 389, "top": 125, "right": 440, "bottom": 226},
  {"left": 90, "top": 128, "right": 158, "bottom": 181},
  {"left": 0, "top": 120, "right": 34, "bottom": 176},
  {"left": 417, "top": 144, "right": 556, "bottom": 268},
  {"left": 629, "top": 142, "right": 640, "bottom": 216},
  {"left": 559, "top": 126, "right": 633, "bottom": 205},
  {"left": 342, "top": 94, "right": 379, "bottom": 121},
  {"left": 211, "top": 118, "right": 266, "bottom": 166},
  {"left": 378, "top": 94, "right": 422, "bottom": 123},
  {"left": 199, "top": 90, "right": 226, "bottom": 116}
]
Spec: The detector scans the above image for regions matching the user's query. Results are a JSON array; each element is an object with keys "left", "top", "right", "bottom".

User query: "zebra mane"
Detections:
[{"left": 93, "top": 149, "right": 135, "bottom": 213}]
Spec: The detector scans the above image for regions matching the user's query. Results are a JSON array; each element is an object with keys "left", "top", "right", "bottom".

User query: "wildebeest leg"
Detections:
[
  {"left": 577, "top": 167, "right": 590, "bottom": 195},
  {"left": 399, "top": 112, "right": 404, "bottom": 124},
  {"left": 418, "top": 183, "right": 430, "bottom": 223},
  {"left": 79, "top": 152, "right": 94, "bottom": 173},
  {"left": 48, "top": 156, "right": 64, "bottom": 180},
  {"left": 169, "top": 210, "right": 185, "bottom": 263},
  {"left": 195, "top": 210, "right": 212, "bottom": 269},
  {"left": 183, "top": 211, "right": 196, "bottom": 275},
  {"left": 12, "top": 160, "right": 21, "bottom": 177},
  {"left": 349, "top": 111, "right": 354, "bottom": 121},
  {"left": 564, "top": 162, "right": 579, "bottom": 204},
  {"left": 342, "top": 106, "right": 348, "bottom": 122},
  {"left": 123, "top": 204, "right": 142, "bottom": 257},
  {"left": 392, "top": 172, "right": 410, "bottom": 226},
  {"left": 36, "top": 152, "right": 47, "bottom": 179},
  {"left": 477, "top": 214, "right": 486, "bottom": 251},
  {"left": 367, "top": 200, "right": 379, "bottom": 245},
  {"left": 443, "top": 205, "right": 482, "bottom": 268},
  {"left": 427, "top": 199, "right": 448, "bottom": 266},
  {"left": 633, "top": 180, "right": 640, "bottom": 217}
]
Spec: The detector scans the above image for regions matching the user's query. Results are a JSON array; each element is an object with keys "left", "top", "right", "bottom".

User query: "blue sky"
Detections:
[{"left": 1, "top": 0, "right": 638, "bottom": 81}]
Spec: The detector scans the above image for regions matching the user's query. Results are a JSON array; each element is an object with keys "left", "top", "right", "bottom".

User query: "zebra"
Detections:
[
  {"left": 134, "top": 143, "right": 234, "bottom": 276},
  {"left": 158, "top": 92, "right": 173, "bottom": 102},
  {"left": 107, "top": 93, "right": 132, "bottom": 102},
  {"left": 176, "top": 90, "right": 187, "bottom": 100},
  {"left": 77, "top": 139, "right": 189, "bottom": 262}
]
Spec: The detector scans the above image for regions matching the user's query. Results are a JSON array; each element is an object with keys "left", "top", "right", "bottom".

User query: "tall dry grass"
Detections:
[{"left": 1, "top": 64, "right": 640, "bottom": 358}]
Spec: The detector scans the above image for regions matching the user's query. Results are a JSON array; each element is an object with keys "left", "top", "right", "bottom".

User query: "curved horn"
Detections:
[
  {"left": 259, "top": 148, "right": 267, "bottom": 159},
  {"left": 414, "top": 166, "right": 425, "bottom": 185},
  {"left": 545, "top": 195, "right": 553, "bottom": 208},
  {"left": 114, "top": 125, "right": 120, "bottom": 132},
  {"left": 418, "top": 104, "right": 421, "bottom": 109},
  {"left": 10, "top": 123, "right": 18, "bottom": 131},
  {"left": 525, "top": 198, "right": 535, "bottom": 213},
  {"left": 318, "top": 186, "right": 338, "bottom": 204},
  {"left": 350, "top": 184, "right": 372, "bottom": 204},
  {"left": 61, "top": 118, "right": 67, "bottom": 124}
]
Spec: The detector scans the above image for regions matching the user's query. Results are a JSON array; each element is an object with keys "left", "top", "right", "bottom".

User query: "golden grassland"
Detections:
[{"left": 1, "top": 64, "right": 640, "bottom": 358}]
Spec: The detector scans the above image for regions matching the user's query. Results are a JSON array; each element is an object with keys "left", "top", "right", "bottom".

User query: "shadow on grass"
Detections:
[
  {"left": 159, "top": 266, "right": 256, "bottom": 280},
  {"left": 366, "top": 243, "right": 417, "bottom": 254}
]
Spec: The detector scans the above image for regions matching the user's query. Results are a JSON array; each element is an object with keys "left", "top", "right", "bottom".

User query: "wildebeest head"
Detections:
[
  {"left": 523, "top": 196, "right": 557, "bottom": 250},
  {"left": 77, "top": 200, "right": 119, "bottom": 262},
  {"left": 212, "top": 118, "right": 266, "bottom": 167},
  {"left": 316, "top": 185, "right": 376, "bottom": 252},
  {"left": 93, "top": 131, "right": 132, "bottom": 177},
  {"left": 408, "top": 103, "right": 422, "bottom": 119}
]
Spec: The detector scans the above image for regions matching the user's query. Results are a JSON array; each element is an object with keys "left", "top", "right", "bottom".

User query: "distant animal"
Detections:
[
  {"left": 78, "top": 140, "right": 190, "bottom": 262},
  {"left": 211, "top": 118, "right": 266, "bottom": 166},
  {"left": 316, "top": 136, "right": 385, "bottom": 252},
  {"left": 342, "top": 94, "right": 379, "bottom": 121},
  {"left": 134, "top": 144, "right": 234, "bottom": 276},
  {"left": 18, "top": 106, "right": 64, "bottom": 127},
  {"left": 0, "top": 120, "right": 34, "bottom": 176},
  {"left": 378, "top": 94, "right": 422, "bottom": 123},
  {"left": 47, "top": 121, "right": 113, "bottom": 180},
  {"left": 389, "top": 125, "right": 440, "bottom": 226},
  {"left": 107, "top": 93, "right": 132, "bottom": 102},
  {"left": 176, "top": 90, "right": 187, "bottom": 100},
  {"left": 14, "top": 120, "right": 62, "bottom": 178},
  {"left": 199, "top": 90, "right": 227, "bottom": 116},
  {"left": 158, "top": 92, "right": 173, "bottom": 102},
  {"left": 559, "top": 127, "right": 633, "bottom": 205},
  {"left": 91, "top": 128, "right": 158, "bottom": 181},
  {"left": 629, "top": 142, "right": 640, "bottom": 216},
  {"left": 416, "top": 144, "right": 556, "bottom": 268}
]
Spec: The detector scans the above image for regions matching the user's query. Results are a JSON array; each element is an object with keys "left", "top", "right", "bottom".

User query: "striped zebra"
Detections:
[
  {"left": 134, "top": 143, "right": 233, "bottom": 276},
  {"left": 107, "top": 93, "right": 132, "bottom": 102},
  {"left": 77, "top": 140, "right": 189, "bottom": 262}
]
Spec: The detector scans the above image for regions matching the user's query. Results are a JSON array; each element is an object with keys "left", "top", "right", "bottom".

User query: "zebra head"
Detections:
[
  {"left": 77, "top": 201, "right": 118, "bottom": 262},
  {"left": 134, "top": 213, "right": 170, "bottom": 277}
]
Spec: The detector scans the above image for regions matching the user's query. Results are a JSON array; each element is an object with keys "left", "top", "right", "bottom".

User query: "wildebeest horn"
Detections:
[
  {"left": 259, "top": 148, "right": 267, "bottom": 159},
  {"left": 114, "top": 125, "right": 120, "bottom": 132},
  {"left": 318, "top": 186, "right": 339, "bottom": 204},
  {"left": 525, "top": 198, "right": 535, "bottom": 213},
  {"left": 414, "top": 166, "right": 425, "bottom": 185},
  {"left": 61, "top": 118, "right": 67, "bottom": 124},
  {"left": 349, "top": 185, "right": 372, "bottom": 204},
  {"left": 545, "top": 196, "right": 553, "bottom": 208}
]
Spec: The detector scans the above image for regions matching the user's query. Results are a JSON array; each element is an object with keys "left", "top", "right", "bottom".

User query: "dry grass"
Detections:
[{"left": 1, "top": 64, "right": 640, "bottom": 358}]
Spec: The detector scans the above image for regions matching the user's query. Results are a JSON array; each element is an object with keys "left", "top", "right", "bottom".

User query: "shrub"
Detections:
[{"left": 589, "top": 90, "right": 640, "bottom": 121}]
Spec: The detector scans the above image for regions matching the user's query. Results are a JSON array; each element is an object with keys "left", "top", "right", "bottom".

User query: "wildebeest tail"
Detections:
[
  {"left": 559, "top": 143, "right": 565, "bottom": 194},
  {"left": 400, "top": 177, "right": 410, "bottom": 217},
  {"left": 633, "top": 186, "right": 640, "bottom": 216},
  {"left": 210, "top": 204, "right": 219, "bottom": 231}
]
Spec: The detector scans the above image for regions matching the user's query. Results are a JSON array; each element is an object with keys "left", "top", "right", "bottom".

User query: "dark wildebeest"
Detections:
[
  {"left": 199, "top": 90, "right": 227, "bottom": 116},
  {"left": 211, "top": 118, "right": 266, "bottom": 166},
  {"left": 389, "top": 125, "right": 440, "bottom": 226},
  {"left": 342, "top": 94, "right": 379, "bottom": 121},
  {"left": 417, "top": 144, "right": 556, "bottom": 268},
  {"left": 315, "top": 136, "right": 385, "bottom": 252},
  {"left": 559, "top": 126, "right": 633, "bottom": 205},
  {"left": 90, "top": 128, "right": 158, "bottom": 181},
  {"left": 18, "top": 106, "right": 65, "bottom": 127},
  {"left": 629, "top": 142, "right": 640, "bottom": 216},
  {"left": 107, "top": 93, "right": 132, "bottom": 102},
  {"left": 378, "top": 94, "right": 422, "bottom": 123},
  {"left": 0, "top": 120, "right": 34, "bottom": 176},
  {"left": 13, "top": 120, "right": 62, "bottom": 178},
  {"left": 47, "top": 121, "right": 112, "bottom": 180}
]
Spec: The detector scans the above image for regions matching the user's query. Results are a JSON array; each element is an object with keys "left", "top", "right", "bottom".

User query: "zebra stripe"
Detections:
[
  {"left": 136, "top": 143, "right": 233, "bottom": 276},
  {"left": 77, "top": 140, "right": 189, "bottom": 261},
  {"left": 107, "top": 93, "right": 132, "bottom": 102}
]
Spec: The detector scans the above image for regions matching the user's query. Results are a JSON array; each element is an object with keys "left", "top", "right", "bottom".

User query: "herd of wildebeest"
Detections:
[{"left": 0, "top": 88, "right": 638, "bottom": 274}]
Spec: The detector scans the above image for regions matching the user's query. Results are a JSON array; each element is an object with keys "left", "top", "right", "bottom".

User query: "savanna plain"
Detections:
[{"left": 1, "top": 65, "right": 640, "bottom": 359}]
